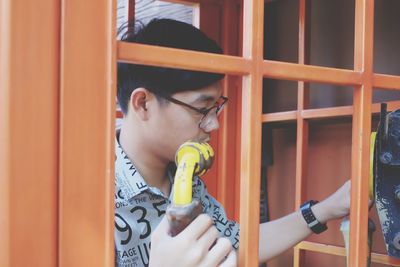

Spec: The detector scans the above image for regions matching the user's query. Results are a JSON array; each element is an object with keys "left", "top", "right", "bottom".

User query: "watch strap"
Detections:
[{"left": 300, "top": 200, "right": 328, "bottom": 234}]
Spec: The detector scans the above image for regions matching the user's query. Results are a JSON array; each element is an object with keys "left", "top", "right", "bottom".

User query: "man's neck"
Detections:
[{"left": 119, "top": 124, "right": 171, "bottom": 196}]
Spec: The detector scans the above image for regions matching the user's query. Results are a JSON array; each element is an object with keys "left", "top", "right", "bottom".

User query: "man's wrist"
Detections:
[
  {"left": 300, "top": 200, "right": 328, "bottom": 234},
  {"left": 310, "top": 201, "right": 330, "bottom": 224}
]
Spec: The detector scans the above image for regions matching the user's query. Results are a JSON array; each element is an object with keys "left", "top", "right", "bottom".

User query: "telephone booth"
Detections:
[{"left": 2, "top": 0, "right": 400, "bottom": 266}]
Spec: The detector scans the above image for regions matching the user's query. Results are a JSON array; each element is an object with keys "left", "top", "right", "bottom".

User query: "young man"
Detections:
[{"left": 115, "top": 19, "right": 351, "bottom": 267}]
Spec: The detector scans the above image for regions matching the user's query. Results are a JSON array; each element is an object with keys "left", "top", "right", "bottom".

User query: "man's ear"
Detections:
[{"left": 129, "top": 88, "right": 152, "bottom": 120}]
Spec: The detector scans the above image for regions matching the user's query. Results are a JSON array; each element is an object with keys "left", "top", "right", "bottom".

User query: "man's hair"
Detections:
[{"left": 117, "top": 18, "right": 225, "bottom": 114}]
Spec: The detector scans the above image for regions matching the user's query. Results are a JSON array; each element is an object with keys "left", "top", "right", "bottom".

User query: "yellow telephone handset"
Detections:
[{"left": 173, "top": 141, "right": 214, "bottom": 205}]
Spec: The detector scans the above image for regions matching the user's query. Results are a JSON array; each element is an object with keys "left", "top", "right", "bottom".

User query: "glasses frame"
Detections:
[{"left": 156, "top": 94, "right": 228, "bottom": 127}]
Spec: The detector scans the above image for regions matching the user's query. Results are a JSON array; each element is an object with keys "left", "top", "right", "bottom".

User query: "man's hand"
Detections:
[
  {"left": 311, "top": 180, "right": 355, "bottom": 224},
  {"left": 312, "top": 179, "right": 374, "bottom": 223},
  {"left": 149, "top": 214, "right": 237, "bottom": 267}
]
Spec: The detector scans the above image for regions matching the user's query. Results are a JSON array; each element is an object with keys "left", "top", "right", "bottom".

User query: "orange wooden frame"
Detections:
[
  {"left": 58, "top": 0, "right": 116, "bottom": 266},
  {"left": 118, "top": 1, "right": 400, "bottom": 266},
  {"left": 0, "top": 1, "right": 59, "bottom": 266},
  {"left": 2, "top": 0, "right": 400, "bottom": 266}
]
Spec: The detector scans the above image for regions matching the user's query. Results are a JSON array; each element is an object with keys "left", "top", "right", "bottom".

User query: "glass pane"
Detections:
[
  {"left": 374, "top": 0, "right": 400, "bottom": 75},
  {"left": 309, "top": 82, "right": 353, "bottom": 109},
  {"left": 309, "top": 0, "right": 355, "bottom": 70},
  {"left": 263, "top": 78, "right": 298, "bottom": 113},
  {"left": 264, "top": 0, "right": 299, "bottom": 63}
]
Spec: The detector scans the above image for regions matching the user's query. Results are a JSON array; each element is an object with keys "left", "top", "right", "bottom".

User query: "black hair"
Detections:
[{"left": 117, "top": 18, "right": 225, "bottom": 114}]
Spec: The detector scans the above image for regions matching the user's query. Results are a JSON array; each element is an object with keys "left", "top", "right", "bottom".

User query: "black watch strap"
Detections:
[{"left": 300, "top": 200, "right": 328, "bottom": 234}]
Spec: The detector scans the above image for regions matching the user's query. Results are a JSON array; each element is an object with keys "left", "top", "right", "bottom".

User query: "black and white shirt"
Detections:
[{"left": 115, "top": 136, "right": 240, "bottom": 267}]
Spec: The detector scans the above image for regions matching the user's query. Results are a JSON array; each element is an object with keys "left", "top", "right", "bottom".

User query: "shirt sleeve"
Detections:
[{"left": 193, "top": 177, "right": 240, "bottom": 249}]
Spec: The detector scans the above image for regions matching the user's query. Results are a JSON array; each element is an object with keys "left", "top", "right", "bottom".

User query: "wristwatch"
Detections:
[{"left": 300, "top": 200, "right": 328, "bottom": 234}]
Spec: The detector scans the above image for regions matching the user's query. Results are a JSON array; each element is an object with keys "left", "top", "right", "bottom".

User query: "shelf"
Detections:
[
  {"left": 297, "top": 241, "right": 400, "bottom": 266},
  {"left": 263, "top": 60, "right": 362, "bottom": 86},
  {"left": 262, "top": 100, "right": 400, "bottom": 123},
  {"left": 373, "top": 73, "right": 400, "bottom": 90},
  {"left": 262, "top": 111, "right": 297, "bottom": 123}
]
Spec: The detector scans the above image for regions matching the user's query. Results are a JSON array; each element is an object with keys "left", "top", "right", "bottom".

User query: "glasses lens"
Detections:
[
  {"left": 198, "top": 97, "right": 227, "bottom": 129},
  {"left": 199, "top": 106, "right": 218, "bottom": 129}
]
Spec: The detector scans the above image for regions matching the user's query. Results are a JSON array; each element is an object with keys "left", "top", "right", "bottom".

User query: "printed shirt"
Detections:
[{"left": 115, "top": 136, "right": 240, "bottom": 267}]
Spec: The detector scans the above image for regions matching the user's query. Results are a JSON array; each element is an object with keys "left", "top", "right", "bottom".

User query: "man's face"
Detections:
[{"left": 148, "top": 82, "right": 223, "bottom": 162}]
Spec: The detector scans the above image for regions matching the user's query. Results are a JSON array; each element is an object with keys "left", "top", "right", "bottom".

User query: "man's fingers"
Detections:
[
  {"left": 219, "top": 249, "right": 237, "bottom": 267},
  {"left": 197, "top": 224, "right": 220, "bottom": 250},
  {"left": 203, "top": 237, "right": 233, "bottom": 267},
  {"left": 179, "top": 214, "right": 214, "bottom": 240}
]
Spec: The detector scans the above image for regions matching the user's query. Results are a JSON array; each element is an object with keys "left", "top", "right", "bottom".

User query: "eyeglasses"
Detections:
[{"left": 157, "top": 94, "right": 228, "bottom": 130}]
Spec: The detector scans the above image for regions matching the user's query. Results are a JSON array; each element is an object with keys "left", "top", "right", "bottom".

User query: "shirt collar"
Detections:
[{"left": 115, "top": 131, "right": 171, "bottom": 200}]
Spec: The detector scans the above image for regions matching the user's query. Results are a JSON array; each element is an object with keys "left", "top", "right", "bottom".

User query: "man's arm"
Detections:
[{"left": 258, "top": 180, "right": 351, "bottom": 262}]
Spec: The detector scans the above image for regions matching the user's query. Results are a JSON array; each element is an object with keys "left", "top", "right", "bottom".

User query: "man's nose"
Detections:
[{"left": 204, "top": 115, "right": 220, "bottom": 132}]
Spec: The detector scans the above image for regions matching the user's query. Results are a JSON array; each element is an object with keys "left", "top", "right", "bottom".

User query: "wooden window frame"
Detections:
[
  {"left": 3, "top": 0, "right": 400, "bottom": 266},
  {"left": 118, "top": 0, "right": 400, "bottom": 266}
]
